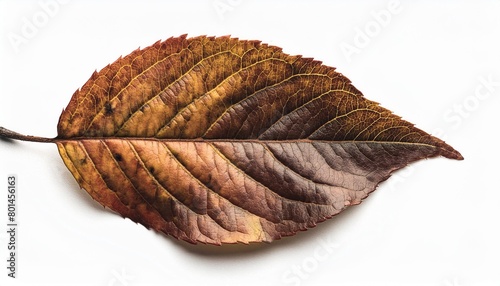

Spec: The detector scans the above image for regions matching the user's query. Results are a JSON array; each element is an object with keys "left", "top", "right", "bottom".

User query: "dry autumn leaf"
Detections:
[{"left": 0, "top": 35, "right": 462, "bottom": 245}]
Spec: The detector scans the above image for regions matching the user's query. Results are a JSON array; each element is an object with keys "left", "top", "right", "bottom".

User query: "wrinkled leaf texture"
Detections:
[{"left": 55, "top": 35, "right": 462, "bottom": 245}]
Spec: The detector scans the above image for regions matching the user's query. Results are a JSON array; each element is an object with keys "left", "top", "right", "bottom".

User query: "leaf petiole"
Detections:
[{"left": 0, "top": 127, "right": 55, "bottom": 143}]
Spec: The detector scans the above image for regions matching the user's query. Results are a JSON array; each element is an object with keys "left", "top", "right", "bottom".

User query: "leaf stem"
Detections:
[{"left": 0, "top": 127, "right": 55, "bottom": 143}]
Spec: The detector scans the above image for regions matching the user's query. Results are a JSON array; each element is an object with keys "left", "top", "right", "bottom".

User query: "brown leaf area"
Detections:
[{"left": 55, "top": 35, "right": 462, "bottom": 244}]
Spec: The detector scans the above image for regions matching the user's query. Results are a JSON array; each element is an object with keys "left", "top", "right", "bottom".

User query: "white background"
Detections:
[{"left": 0, "top": 1, "right": 499, "bottom": 285}]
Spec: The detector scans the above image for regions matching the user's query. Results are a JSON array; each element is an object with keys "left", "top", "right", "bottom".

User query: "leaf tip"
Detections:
[
  {"left": 448, "top": 149, "right": 464, "bottom": 160},
  {"left": 437, "top": 142, "right": 463, "bottom": 160}
]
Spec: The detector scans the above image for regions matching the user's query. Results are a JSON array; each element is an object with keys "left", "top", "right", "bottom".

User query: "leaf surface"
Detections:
[{"left": 54, "top": 35, "right": 462, "bottom": 244}]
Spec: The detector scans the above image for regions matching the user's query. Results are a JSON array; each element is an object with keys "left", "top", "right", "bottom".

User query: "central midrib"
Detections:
[{"left": 54, "top": 137, "right": 437, "bottom": 147}]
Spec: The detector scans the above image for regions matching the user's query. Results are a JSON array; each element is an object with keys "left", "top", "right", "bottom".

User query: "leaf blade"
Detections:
[{"left": 55, "top": 35, "right": 462, "bottom": 244}]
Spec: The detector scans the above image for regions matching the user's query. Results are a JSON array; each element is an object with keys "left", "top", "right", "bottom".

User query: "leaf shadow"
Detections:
[{"left": 0, "top": 136, "right": 15, "bottom": 143}]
